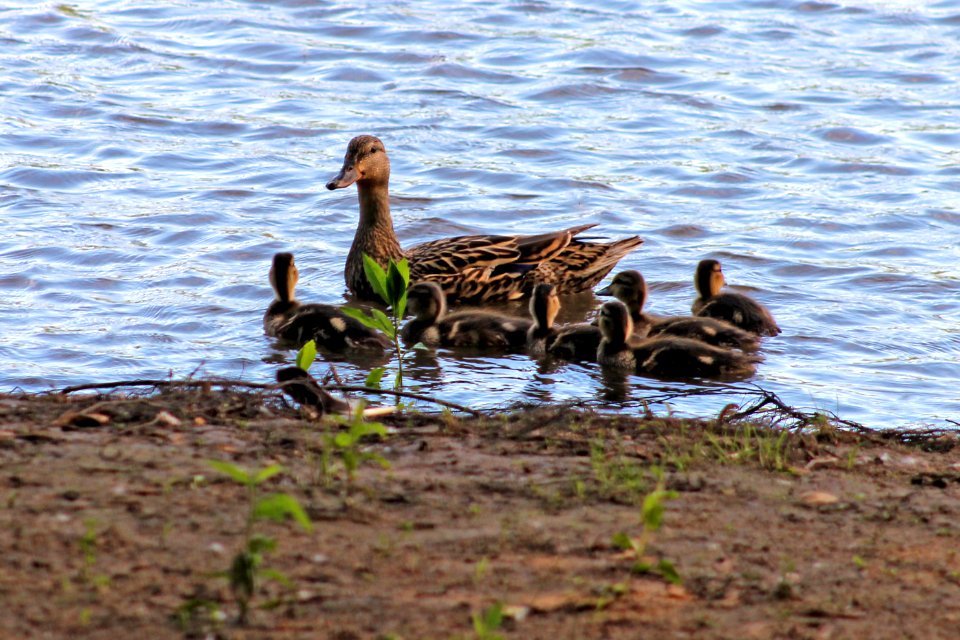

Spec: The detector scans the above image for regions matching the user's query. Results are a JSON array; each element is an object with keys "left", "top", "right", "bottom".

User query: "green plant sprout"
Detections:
[
  {"left": 611, "top": 469, "right": 681, "bottom": 585},
  {"left": 471, "top": 601, "right": 505, "bottom": 640},
  {"left": 340, "top": 254, "right": 410, "bottom": 390},
  {"left": 322, "top": 403, "right": 390, "bottom": 488},
  {"left": 205, "top": 461, "right": 313, "bottom": 625}
]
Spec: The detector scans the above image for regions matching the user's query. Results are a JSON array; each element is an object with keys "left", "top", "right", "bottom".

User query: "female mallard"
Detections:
[
  {"left": 264, "top": 252, "right": 391, "bottom": 351},
  {"left": 597, "top": 270, "right": 760, "bottom": 351},
  {"left": 401, "top": 281, "right": 531, "bottom": 349},
  {"left": 692, "top": 259, "right": 781, "bottom": 337},
  {"left": 597, "top": 301, "right": 760, "bottom": 380},
  {"left": 326, "top": 135, "right": 644, "bottom": 303}
]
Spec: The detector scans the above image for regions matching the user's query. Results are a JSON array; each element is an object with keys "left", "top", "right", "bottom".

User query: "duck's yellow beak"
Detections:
[{"left": 326, "top": 164, "right": 359, "bottom": 190}]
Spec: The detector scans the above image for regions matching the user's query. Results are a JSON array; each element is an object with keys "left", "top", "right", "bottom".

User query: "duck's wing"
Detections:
[
  {"left": 697, "top": 293, "right": 781, "bottom": 337},
  {"left": 407, "top": 225, "right": 599, "bottom": 303},
  {"left": 532, "top": 235, "right": 645, "bottom": 293}
]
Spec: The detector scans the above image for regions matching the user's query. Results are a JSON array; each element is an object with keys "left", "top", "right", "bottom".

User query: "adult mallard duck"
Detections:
[
  {"left": 326, "top": 135, "right": 644, "bottom": 303},
  {"left": 597, "top": 301, "right": 761, "bottom": 380},
  {"left": 264, "top": 252, "right": 391, "bottom": 351},
  {"left": 692, "top": 259, "right": 781, "bottom": 337},
  {"left": 401, "top": 281, "right": 531, "bottom": 349},
  {"left": 597, "top": 270, "right": 760, "bottom": 351}
]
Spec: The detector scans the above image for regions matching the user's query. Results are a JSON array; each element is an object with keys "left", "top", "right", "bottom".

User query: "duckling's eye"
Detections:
[{"left": 370, "top": 147, "right": 378, "bottom": 154}]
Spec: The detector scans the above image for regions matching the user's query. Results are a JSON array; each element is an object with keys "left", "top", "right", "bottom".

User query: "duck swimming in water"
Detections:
[
  {"left": 692, "top": 259, "right": 781, "bottom": 337},
  {"left": 401, "top": 281, "right": 532, "bottom": 350},
  {"left": 597, "top": 301, "right": 761, "bottom": 380},
  {"left": 326, "top": 135, "right": 644, "bottom": 303},
  {"left": 264, "top": 252, "right": 391, "bottom": 351},
  {"left": 597, "top": 270, "right": 760, "bottom": 351}
]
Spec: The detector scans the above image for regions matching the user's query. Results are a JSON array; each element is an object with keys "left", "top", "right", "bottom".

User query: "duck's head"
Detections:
[
  {"left": 695, "top": 259, "right": 725, "bottom": 298},
  {"left": 598, "top": 300, "right": 633, "bottom": 345},
  {"left": 406, "top": 281, "right": 446, "bottom": 322},
  {"left": 596, "top": 270, "right": 647, "bottom": 311},
  {"left": 529, "top": 283, "right": 560, "bottom": 330},
  {"left": 326, "top": 135, "right": 390, "bottom": 190},
  {"left": 270, "top": 252, "right": 299, "bottom": 302}
]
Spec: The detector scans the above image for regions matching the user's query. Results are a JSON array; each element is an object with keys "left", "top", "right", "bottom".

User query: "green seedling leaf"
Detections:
[
  {"left": 631, "top": 560, "right": 654, "bottom": 575},
  {"left": 412, "top": 341, "right": 429, "bottom": 351},
  {"left": 611, "top": 531, "right": 636, "bottom": 552},
  {"left": 472, "top": 602, "right": 505, "bottom": 639},
  {"left": 295, "top": 340, "right": 317, "bottom": 371},
  {"left": 369, "top": 308, "right": 396, "bottom": 338},
  {"left": 333, "top": 432, "right": 354, "bottom": 448},
  {"left": 229, "top": 551, "right": 257, "bottom": 598},
  {"left": 365, "top": 367, "right": 386, "bottom": 389},
  {"left": 252, "top": 464, "right": 284, "bottom": 486},
  {"left": 257, "top": 567, "right": 292, "bottom": 588},
  {"left": 393, "top": 290, "right": 408, "bottom": 321},
  {"left": 246, "top": 534, "right": 278, "bottom": 556},
  {"left": 362, "top": 254, "right": 390, "bottom": 304},
  {"left": 657, "top": 559, "right": 682, "bottom": 585},
  {"left": 340, "top": 306, "right": 380, "bottom": 330},
  {"left": 253, "top": 493, "right": 313, "bottom": 532},
  {"left": 349, "top": 420, "right": 388, "bottom": 439},
  {"left": 208, "top": 460, "right": 251, "bottom": 486},
  {"left": 386, "top": 260, "right": 409, "bottom": 308}
]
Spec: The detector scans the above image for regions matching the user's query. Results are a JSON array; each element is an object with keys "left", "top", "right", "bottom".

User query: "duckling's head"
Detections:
[
  {"left": 695, "top": 259, "right": 725, "bottom": 298},
  {"left": 326, "top": 135, "right": 390, "bottom": 190},
  {"left": 529, "top": 283, "right": 560, "bottom": 330},
  {"left": 406, "top": 281, "right": 446, "bottom": 322},
  {"left": 596, "top": 270, "right": 647, "bottom": 311},
  {"left": 270, "top": 252, "right": 299, "bottom": 302},
  {"left": 598, "top": 301, "right": 633, "bottom": 345}
]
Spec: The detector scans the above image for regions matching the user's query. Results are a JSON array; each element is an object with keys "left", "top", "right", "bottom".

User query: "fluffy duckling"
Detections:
[
  {"left": 597, "top": 301, "right": 760, "bottom": 380},
  {"left": 546, "top": 323, "right": 602, "bottom": 362},
  {"left": 692, "top": 259, "right": 781, "bottom": 337},
  {"left": 326, "top": 135, "right": 644, "bottom": 303},
  {"left": 597, "top": 270, "right": 760, "bottom": 351},
  {"left": 264, "top": 253, "right": 392, "bottom": 351},
  {"left": 526, "top": 283, "right": 560, "bottom": 356},
  {"left": 401, "top": 281, "right": 531, "bottom": 350}
]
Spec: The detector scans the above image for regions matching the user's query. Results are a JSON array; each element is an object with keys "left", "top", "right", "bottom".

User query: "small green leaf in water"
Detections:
[
  {"left": 295, "top": 340, "right": 317, "bottom": 371},
  {"left": 365, "top": 367, "right": 386, "bottom": 389}
]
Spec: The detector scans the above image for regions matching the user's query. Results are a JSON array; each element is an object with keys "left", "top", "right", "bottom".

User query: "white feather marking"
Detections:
[
  {"left": 502, "top": 322, "right": 516, "bottom": 332},
  {"left": 446, "top": 322, "right": 459, "bottom": 340},
  {"left": 330, "top": 317, "right": 347, "bottom": 333},
  {"left": 703, "top": 326, "right": 717, "bottom": 336},
  {"left": 733, "top": 311, "right": 743, "bottom": 324},
  {"left": 698, "top": 355, "right": 714, "bottom": 366}
]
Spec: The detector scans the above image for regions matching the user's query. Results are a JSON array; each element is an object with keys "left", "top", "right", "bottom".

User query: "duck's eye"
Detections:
[{"left": 370, "top": 147, "right": 378, "bottom": 154}]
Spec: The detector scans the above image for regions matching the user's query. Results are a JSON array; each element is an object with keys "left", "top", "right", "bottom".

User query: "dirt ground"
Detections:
[{"left": 2, "top": 383, "right": 960, "bottom": 640}]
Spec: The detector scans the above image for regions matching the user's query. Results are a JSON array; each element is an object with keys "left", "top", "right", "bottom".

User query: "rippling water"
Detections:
[{"left": 2, "top": 0, "right": 959, "bottom": 429}]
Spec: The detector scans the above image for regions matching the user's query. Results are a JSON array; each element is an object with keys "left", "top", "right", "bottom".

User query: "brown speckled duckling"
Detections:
[
  {"left": 597, "top": 301, "right": 761, "bottom": 380},
  {"left": 326, "top": 135, "right": 644, "bottom": 303},
  {"left": 692, "top": 259, "right": 781, "bottom": 337},
  {"left": 597, "top": 270, "right": 760, "bottom": 351},
  {"left": 526, "top": 283, "right": 561, "bottom": 356},
  {"left": 264, "top": 252, "right": 391, "bottom": 351},
  {"left": 401, "top": 281, "right": 532, "bottom": 350}
]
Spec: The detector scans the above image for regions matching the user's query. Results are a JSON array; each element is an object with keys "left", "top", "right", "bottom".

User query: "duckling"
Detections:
[
  {"left": 597, "top": 270, "right": 760, "bottom": 351},
  {"left": 401, "top": 281, "right": 532, "bottom": 350},
  {"left": 526, "top": 283, "right": 560, "bottom": 356},
  {"left": 264, "top": 252, "right": 392, "bottom": 351},
  {"left": 597, "top": 301, "right": 760, "bottom": 380},
  {"left": 692, "top": 259, "right": 781, "bottom": 337},
  {"left": 326, "top": 135, "right": 644, "bottom": 303},
  {"left": 546, "top": 323, "right": 602, "bottom": 362}
]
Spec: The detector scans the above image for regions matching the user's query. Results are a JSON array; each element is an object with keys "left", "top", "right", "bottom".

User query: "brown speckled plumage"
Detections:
[
  {"left": 692, "top": 259, "right": 781, "bottom": 337},
  {"left": 327, "top": 135, "right": 644, "bottom": 303}
]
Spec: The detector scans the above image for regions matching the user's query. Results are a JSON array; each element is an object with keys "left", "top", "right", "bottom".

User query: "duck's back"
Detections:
[
  {"left": 649, "top": 316, "right": 760, "bottom": 351},
  {"left": 632, "top": 336, "right": 760, "bottom": 380},
  {"left": 694, "top": 292, "right": 780, "bottom": 337},
  {"left": 439, "top": 311, "right": 532, "bottom": 349},
  {"left": 275, "top": 304, "right": 390, "bottom": 351},
  {"left": 547, "top": 323, "right": 602, "bottom": 362}
]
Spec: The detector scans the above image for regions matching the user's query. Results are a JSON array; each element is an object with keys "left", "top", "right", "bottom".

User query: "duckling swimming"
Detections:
[
  {"left": 692, "top": 259, "right": 781, "bottom": 337},
  {"left": 264, "top": 252, "right": 391, "bottom": 351},
  {"left": 597, "top": 270, "right": 760, "bottom": 351},
  {"left": 326, "top": 135, "right": 644, "bottom": 303},
  {"left": 401, "top": 281, "right": 531, "bottom": 350},
  {"left": 597, "top": 301, "right": 760, "bottom": 380},
  {"left": 526, "top": 283, "right": 560, "bottom": 356}
]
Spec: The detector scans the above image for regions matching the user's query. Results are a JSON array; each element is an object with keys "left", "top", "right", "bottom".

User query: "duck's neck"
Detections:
[{"left": 346, "top": 180, "right": 404, "bottom": 298}]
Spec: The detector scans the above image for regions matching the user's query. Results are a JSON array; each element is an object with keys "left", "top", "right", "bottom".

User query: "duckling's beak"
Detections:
[
  {"left": 326, "top": 164, "right": 359, "bottom": 190},
  {"left": 595, "top": 283, "right": 614, "bottom": 296}
]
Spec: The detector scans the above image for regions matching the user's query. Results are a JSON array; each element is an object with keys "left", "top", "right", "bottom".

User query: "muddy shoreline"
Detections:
[{"left": 2, "top": 384, "right": 959, "bottom": 639}]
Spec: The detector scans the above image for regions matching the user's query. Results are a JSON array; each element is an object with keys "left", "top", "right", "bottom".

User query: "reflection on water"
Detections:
[{"left": 1, "top": 0, "right": 959, "bottom": 428}]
